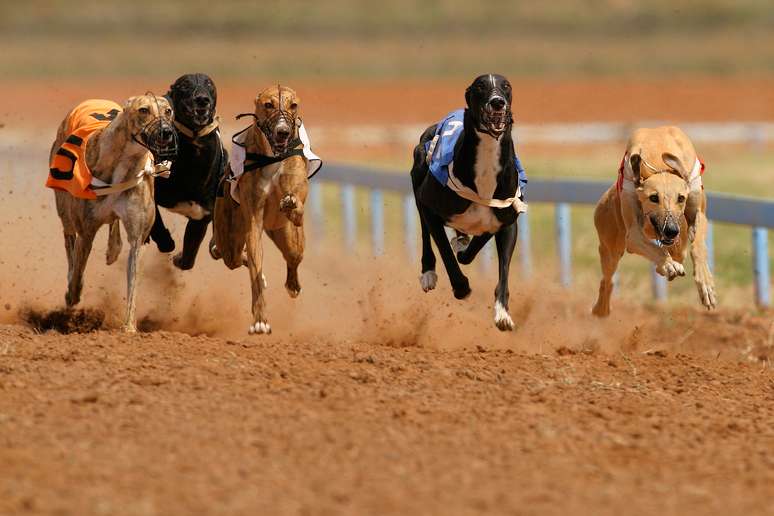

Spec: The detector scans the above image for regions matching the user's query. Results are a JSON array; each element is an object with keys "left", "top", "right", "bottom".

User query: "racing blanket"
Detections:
[
  {"left": 425, "top": 109, "right": 528, "bottom": 206},
  {"left": 228, "top": 121, "right": 322, "bottom": 204},
  {"left": 46, "top": 99, "right": 122, "bottom": 200}
]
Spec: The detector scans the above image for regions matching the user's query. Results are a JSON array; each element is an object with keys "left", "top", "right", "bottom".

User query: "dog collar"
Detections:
[{"left": 173, "top": 116, "right": 220, "bottom": 143}]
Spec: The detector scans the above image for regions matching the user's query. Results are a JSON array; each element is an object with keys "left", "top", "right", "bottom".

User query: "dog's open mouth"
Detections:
[{"left": 484, "top": 110, "right": 508, "bottom": 134}]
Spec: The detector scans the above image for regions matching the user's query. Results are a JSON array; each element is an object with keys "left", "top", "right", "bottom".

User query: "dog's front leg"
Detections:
[
  {"left": 277, "top": 162, "right": 308, "bottom": 227},
  {"left": 620, "top": 191, "right": 684, "bottom": 279},
  {"left": 123, "top": 240, "right": 142, "bottom": 333},
  {"left": 173, "top": 217, "right": 211, "bottom": 271},
  {"left": 689, "top": 209, "right": 717, "bottom": 309},
  {"left": 245, "top": 212, "right": 270, "bottom": 334},
  {"left": 493, "top": 223, "right": 517, "bottom": 331}
]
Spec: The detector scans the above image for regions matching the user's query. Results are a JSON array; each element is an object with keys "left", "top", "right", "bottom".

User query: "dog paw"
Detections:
[
  {"left": 172, "top": 253, "right": 194, "bottom": 271},
  {"left": 420, "top": 271, "right": 437, "bottom": 292},
  {"left": 280, "top": 194, "right": 304, "bottom": 225},
  {"left": 494, "top": 301, "right": 515, "bottom": 331},
  {"left": 279, "top": 194, "right": 298, "bottom": 212},
  {"left": 450, "top": 234, "right": 470, "bottom": 254},
  {"left": 153, "top": 230, "right": 175, "bottom": 253},
  {"left": 285, "top": 275, "right": 301, "bottom": 298},
  {"left": 208, "top": 240, "right": 222, "bottom": 260},
  {"left": 453, "top": 278, "right": 472, "bottom": 300},
  {"left": 657, "top": 260, "right": 685, "bottom": 280},
  {"left": 248, "top": 321, "right": 272, "bottom": 335},
  {"left": 591, "top": 302, "right": 610, "bottom": 318},
  {"left": 121, "top": 323, "right": 137, "bottom": 334},
  {"left": 694, "top": 268, "right": 717, "bottom": 310}
]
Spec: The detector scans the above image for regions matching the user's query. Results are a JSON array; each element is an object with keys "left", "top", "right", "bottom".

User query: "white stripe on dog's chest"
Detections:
[{"left": 448, "top": 135, "right": 503, "bottom": 236}]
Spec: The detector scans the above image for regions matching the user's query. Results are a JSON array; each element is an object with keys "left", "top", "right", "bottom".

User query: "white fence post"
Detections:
[
  {"left": 518, "top": 212, "right": 532, "bottom": 278},
  {"left": 402, "top": 194, "right": 418, "bottom": 263},
  {"left": 341, "top": 184, "right": 356, "bottom": 252},
  {"left": 555, "top": 203, "right": 572, "bottom": 287},
  {"left": 370, "top": 189, "right": 385, "bottom": 256},
  {"left": 753, "top": 227, "right": 771, "bottom": 307}
]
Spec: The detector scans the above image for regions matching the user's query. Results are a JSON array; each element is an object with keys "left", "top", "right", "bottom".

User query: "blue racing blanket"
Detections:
[{"left": 425, "top": 109, "right": 527, "bottom": 195}]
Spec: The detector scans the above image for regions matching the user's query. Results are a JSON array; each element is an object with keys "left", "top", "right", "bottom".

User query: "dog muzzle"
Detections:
[
  {"left": 479, "top": 97, "right": 512, "bottom": 138},
  {"left": 259, "top": 109, "right": 297, "bottom": 154},
  {"left": 136, "top": 117, "right": 178, "bottom": 160}
]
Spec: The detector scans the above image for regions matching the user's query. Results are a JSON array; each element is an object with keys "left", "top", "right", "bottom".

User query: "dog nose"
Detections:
[
  {"left": 194, "top": 96, "right": 210, "bottom": 108},
  {"left": 489, "top": 97, "right": 506, "bottom": 110},
  {"left": 664, "top": 221, "right": 680, "bottom": 239}
]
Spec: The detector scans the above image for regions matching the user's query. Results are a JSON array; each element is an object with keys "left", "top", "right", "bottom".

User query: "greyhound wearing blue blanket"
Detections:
[{"left": 410, "top": 74, "right": 527, "bottom": 331}]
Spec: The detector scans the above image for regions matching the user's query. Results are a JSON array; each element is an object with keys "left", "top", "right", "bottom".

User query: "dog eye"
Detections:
[
  {"left": 263, "top": 102, "right": 273, "bottom": 109},
  {"left": 165, "top": 108, "right": 172, "bottom": 116},
  {"left": 677, "top": 195, "right": 686, "bottom": 203},
  {"left": 649, "top": 194, "right": 659, "bottom": 203},
  {"left": 139, "top": 107, "right": 150, "bottom": 115}
]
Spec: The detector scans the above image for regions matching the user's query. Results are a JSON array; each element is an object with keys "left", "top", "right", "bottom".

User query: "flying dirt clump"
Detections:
[{"left": 21, "top": 307, "right": 105, "bottom": 334}]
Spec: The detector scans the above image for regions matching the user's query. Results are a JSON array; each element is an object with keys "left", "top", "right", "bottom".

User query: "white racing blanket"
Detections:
[{"left": 228, "top": 122, "right": 322, "bottom": 203}]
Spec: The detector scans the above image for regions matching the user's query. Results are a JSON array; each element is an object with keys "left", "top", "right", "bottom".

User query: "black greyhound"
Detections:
[
  {"left": 410, "top": 74, "right": 527, "bottom": 331},
  {"left": 149, "top": 73, "right": 226, "bottom": 270}
]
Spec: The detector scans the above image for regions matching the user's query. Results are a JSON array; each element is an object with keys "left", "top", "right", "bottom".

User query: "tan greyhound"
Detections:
[
  {"left": 47, "top": 94, "right": 176, "bottom": 332},
  {"left": 212, "top": 85, "right": 314, "bottom": 335},
  {"left": 592, "top": 126, "right": 716, "bottom": 316}
]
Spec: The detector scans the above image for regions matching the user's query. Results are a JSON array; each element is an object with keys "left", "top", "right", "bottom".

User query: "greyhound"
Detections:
[
  {"left": 47, "top": 94, "right": 176, "bottom": 332},
  {"left": 211, "top": 85, "right": 321, "bottom": 335},
  {"left": 410, "top": 74, "right": 528, "bottom": 331},
  {"left": 592, "top": 126, "right": 716, "bottom": 316}
]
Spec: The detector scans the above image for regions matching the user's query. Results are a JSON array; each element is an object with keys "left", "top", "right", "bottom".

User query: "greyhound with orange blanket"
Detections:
[{"left": 47, "top": 94, "right": 176, "bottom": 332}]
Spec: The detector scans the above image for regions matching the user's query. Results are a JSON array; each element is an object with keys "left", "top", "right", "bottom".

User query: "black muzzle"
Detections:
[
  {"left": 479, "top": 96, "right": 512, "bottom": 138},
  {"left": 137, "top": 117, "right": 178, "bottom": 160}
]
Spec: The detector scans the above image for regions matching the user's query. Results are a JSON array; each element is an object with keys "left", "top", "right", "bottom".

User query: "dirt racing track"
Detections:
[
  {"left": 1, "top": 272, "right": 774, "bottom": 515},
  {"left": 1, "top": 77, "right": 774, "bottom": 514}
]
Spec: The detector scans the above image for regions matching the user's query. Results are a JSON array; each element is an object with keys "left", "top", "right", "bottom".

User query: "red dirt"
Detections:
[
  {"left": 1, "top": 309, "right": 773, "bottom": 516},
  {"left": 2, "top": 77, "right": 774, "bottom": 130}
]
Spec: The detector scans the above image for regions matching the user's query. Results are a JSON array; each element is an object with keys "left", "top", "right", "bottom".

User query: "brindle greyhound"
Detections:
[
  {"left": 48, "top": 94, "right": 176, "bottom": 332},
  {"left": 592, "top": 126, "right": 717, "bottom": 316},
  {"left": 411, "top": 74, "right": 527, "bottom": 331},
  {"left": 211, "top": 85, "right": 311, "bottom": 335}
]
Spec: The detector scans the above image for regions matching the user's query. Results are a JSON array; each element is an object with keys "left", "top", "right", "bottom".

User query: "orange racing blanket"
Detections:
[{"left": 46, "top": 99, "right": 122, "bottom": 200}]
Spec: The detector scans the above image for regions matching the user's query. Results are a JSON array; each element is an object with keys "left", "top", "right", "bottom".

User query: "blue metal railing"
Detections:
[{"left": 313, "top": 164, "right": 773, "bottom": 307}]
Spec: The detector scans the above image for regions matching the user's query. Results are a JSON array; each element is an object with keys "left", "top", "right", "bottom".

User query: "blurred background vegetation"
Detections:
[{"left": 2, "top": 0, "right": 773, "bottom": 78}]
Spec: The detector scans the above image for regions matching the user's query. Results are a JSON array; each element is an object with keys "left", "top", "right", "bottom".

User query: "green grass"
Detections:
[{"left": 3, "top": 0, "right": 773, "bottom": 79}]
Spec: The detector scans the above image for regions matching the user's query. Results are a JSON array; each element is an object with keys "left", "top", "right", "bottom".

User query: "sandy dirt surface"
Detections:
[
  {"left": 1, "top": 77, "right": 773, "bottom": 514},
  {"left": 1, "top": 308, "right": 773, "bottom": 516}
]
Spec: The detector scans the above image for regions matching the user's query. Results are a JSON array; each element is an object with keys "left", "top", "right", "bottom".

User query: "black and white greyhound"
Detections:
[{"left": 410, "top": 74, "right": 527, "bottom": 331}]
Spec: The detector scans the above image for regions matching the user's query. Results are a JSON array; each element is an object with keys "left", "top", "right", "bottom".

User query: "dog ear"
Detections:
[
  {"left": 629, "top": 153, "right": 642, "bottom": 187},
  {"left": 464, "top": 85, "right": 472, "bottom": 108},
  {"left": 123, "top": 96, "right": 137, "bottom": 109},
  {"left": 661, "top": 152, "right": 686, "bottom": 177}
]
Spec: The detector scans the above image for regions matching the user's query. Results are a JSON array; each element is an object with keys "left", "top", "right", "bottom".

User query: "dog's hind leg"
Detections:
[
  {"left": 417, "top": 208, "right": 438, "bottom": 292},
  {"left": 173, "top": 217, "right": 211, "bottom": 271},
  {"left": 267, "top": 222, "right": 304, "bottom": 298},
  {"left": 422, "top": 207, "right": 471, "bottom": 299},
  {"left": 106, "top": 220, "right": 122, "bottom": 265},
  {"left": 592, "top": 240, "right": 624, "bottom": 317},
  {"left": 493, "top": 223, "right": 518, "bottom": 331},
  {"left": 457, "top": 233, "right": 494, "bottom": 265},
  {"left": 66, "top": 229, "right": 96, "bottom": 307}
]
